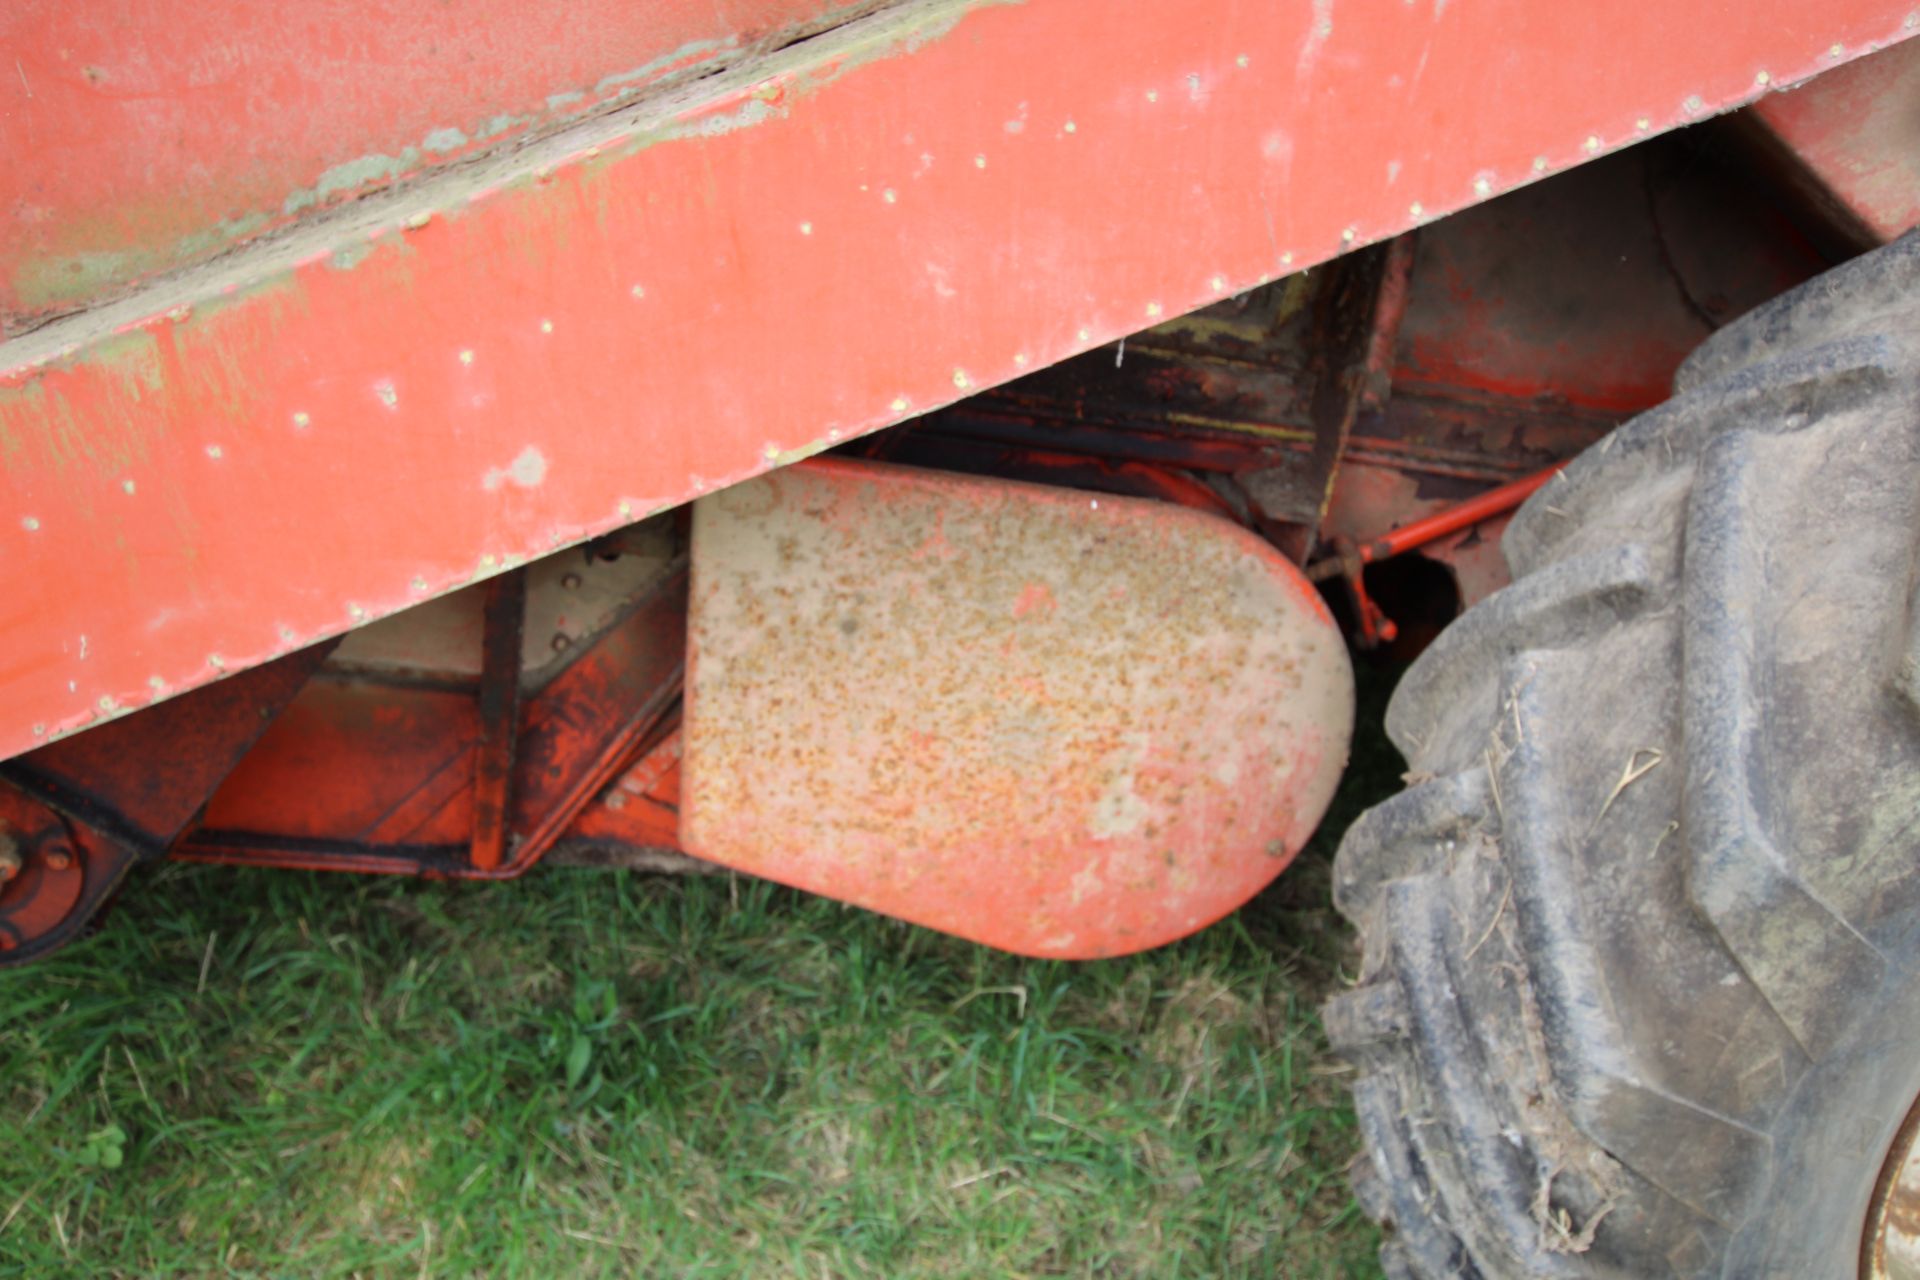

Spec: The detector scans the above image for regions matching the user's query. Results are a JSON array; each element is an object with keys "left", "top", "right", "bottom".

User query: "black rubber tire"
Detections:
[{"left": 1324, "top": 231, "right": 1920, "bottom": 1279}]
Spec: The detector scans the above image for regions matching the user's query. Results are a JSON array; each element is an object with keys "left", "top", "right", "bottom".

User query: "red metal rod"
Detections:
[{"left": 1357, "top": 464, "right": 1565, "bottom": 564}]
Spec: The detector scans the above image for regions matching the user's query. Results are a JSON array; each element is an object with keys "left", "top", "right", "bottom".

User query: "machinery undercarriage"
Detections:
[
  {"left": 0, "top": 110, "right": 1882, "bottom": 965},
  {"left": 13, "top": 5, "right": 1920, "bottom": 1274}
]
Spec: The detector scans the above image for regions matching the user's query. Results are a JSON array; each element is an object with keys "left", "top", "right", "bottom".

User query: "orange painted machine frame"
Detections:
[
  {"left": 3, "top": 0, "right": 1916, "bottom": 763},
  {"left": 4, "top": 1, "right": 1920, "bottom": 963}
]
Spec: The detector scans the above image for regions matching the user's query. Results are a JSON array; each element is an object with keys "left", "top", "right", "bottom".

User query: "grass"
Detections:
[{"left": 0, "top": 663, "right": 1405, "bottom": 1279}]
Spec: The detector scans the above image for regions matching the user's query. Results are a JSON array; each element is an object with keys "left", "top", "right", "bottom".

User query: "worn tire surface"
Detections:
[{"left": 1324, "top": 232, "right": 1920, "bottom": 1278}]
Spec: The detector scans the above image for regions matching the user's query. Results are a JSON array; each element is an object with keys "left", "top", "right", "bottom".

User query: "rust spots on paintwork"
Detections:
[
  {"left": 1011, "top": 582, "right": 1056, "bottom": 619},
  {"left": 679, "top": 458, "right": 1354, "bottom": 958}
]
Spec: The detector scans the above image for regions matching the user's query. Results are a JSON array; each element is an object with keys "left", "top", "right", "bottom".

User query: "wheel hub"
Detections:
[{"left": 1866, "top": 1092, "right": 1920, "bottom": 1278}]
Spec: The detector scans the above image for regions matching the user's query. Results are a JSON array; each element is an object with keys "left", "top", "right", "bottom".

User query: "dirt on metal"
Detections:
[{"left": 680, "top": 458, "right": 1353, "bottom": 958}]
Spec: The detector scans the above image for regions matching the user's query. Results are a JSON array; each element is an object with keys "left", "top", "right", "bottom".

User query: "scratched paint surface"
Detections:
[
  {"left": 1, "top": 0, "right": 1916, "bottom": 764},
  {"left": 680, "top": 459, "right": 1352, "bottom": 959},
  {"left": 0, "top": 0, "right": 870, "bottom": 330}
]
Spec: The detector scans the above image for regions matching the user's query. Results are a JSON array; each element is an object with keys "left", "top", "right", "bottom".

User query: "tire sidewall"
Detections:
[{"left": 1730, "top": 963, "right": 1920, "bottom": 1278}]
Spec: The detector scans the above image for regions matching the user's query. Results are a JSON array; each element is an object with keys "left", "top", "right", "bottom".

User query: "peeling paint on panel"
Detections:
[
  {"left": 284, "top": 150, "right": 423, "bottom": 216},
  {"left": 0, "top": 0, "right": 1914, "bottom": 761},
  {"left": 1, "top": 2, "right": 883, "bottom": 331},
  {"left": 684, "top": 95, "right": 787, "bottom": 137},
  {"left": 1296, "top": 0, "right": 1336, "bottom": 82},
  {"left": 595, "top": 37, "right": 734, "bottom": 99},
  {"left": 483, "top": 446, "right": 550, "bottom": 492},
  {"left": 422, "top": 127, "right": 469, "bottom": 154},
  {"left": 328, "top": 242, "right": 375, "bottom": 271},
  {"left": 13, "top": 212, "right": 269, "bottom": 318},
  {"left": 477, "top": 113, "right": 529, "bottom": 141}
]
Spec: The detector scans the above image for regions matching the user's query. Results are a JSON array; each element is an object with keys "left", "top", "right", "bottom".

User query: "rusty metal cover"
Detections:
[{"left": 681, "top": 458, "right": 1352, "bottom": 958}]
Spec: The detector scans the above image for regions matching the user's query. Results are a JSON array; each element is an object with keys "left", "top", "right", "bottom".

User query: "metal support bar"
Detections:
[
  {"left": 1307, "top": 462, "right": 1565, "bottom": 648},
  {"left": 471, "top": 571, "right": 527, "bottom": 872},
  {"left": 173, "top": 565, "right": 687, "bottom": 880},
  {"left": 1244, "top": 236, "right": 1416, "bottom": 561}
]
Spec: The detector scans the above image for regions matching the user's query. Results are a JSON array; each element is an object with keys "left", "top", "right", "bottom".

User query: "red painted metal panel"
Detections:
[
  {"left": 5, "top": 643, "right": 336, "bottom": 845},
  {"left": 1392, "top": 149, "right": 1824, "bottom": 414},
  {"left": 680, "top": 459, "right": 1352, "bottom": 958},
  {"left": 0, "top": 0, "right": 869, "bottom": 332},
  {"left": 1747, "top": 38, "right": 1920, "bottom": 243},
  {"left": 186, "top": 565, "right": 686, "bottom": 874},
  {"left": 200, "top": 682, "right": 485, "bottom": 845},
  {"left": 1, "top": 0, "right": 1915, "bottom": 765},
  {"left": 565, "top": 727, "right": 685, "bottom": 851}
]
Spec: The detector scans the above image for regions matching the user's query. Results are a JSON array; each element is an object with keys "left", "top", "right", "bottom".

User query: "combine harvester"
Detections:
[{"left": 5, "top": 2, "right": 1920, "bottom": 1273}]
